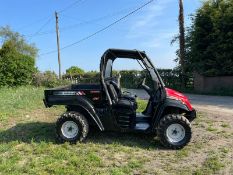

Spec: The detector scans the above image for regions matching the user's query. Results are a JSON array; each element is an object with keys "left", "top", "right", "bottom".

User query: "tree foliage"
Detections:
[
  {"left": 0, "top": 26, "right": 38, "bottom": 58},
  {"left": 0, "top": 27, "right": 38, "bottom": 87},
  {"left": 0, "top": 41, "right": 36, "bottom": 86},
  {"left": 65, "top": 66, "right": 85, "bottom": 76},
  {"left": 185, "top": 0, "right": 233, "bottom": 76}
]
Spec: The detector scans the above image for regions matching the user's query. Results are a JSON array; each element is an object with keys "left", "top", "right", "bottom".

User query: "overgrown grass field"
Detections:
[{"left": 0, "top": 86, "right": 232, "bottom": 174}]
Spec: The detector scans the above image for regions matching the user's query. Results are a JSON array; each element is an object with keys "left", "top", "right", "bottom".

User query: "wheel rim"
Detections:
[
  {"left": 166, "top": 123, "right": 185, "bottom": 143},
  {"left": 61, "top": 121, "right": 79, "bottom": 139}
]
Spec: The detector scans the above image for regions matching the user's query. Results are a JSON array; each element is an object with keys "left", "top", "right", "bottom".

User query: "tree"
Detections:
[
  {"left": 0, "top": 41, "right": 36, "bottom": 86},
  {"left": 0, "top": 27, "right": 38, "bottom": 86},
  {"left": 178, "top": 0, "right": 186, "bottom": 88},
  {"left": 66, "top": 66, "right": 85, "bottom": 77},
  {"left": 0, "top": 26, "right": 38, "bottom": 58},
  {"left": 185, "top": 0, "right": 233, "bottom": 76}
]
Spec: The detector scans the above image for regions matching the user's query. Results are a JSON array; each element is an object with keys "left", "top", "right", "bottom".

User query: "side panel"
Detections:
[{"left": 45, "top": 93, "right": 104, "bottom": 131}]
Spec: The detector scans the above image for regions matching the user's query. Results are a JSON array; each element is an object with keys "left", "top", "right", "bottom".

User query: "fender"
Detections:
[
  {"left": 153, "top": 98, "right": 190, "bottom": 128},
  {"left": 46, "top": 95, "right": 104, "bottom": 131}
]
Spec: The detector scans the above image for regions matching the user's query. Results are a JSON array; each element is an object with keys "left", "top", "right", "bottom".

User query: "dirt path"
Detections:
[
  {"left": 127, "top": 89, "right": 233, "bottom": 116},
  {"left": 187, "top": 94, "right": 233, "bottom": 118}
]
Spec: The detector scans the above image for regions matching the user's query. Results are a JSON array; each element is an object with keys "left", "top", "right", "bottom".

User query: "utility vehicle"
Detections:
[{"left": 43, "top": 49, "right": 196, "bottom": 149}]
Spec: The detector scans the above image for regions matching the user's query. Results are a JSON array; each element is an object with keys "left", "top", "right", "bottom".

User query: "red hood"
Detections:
[{"left": 165, "top": 88, "right": 193, "bottom": 110}]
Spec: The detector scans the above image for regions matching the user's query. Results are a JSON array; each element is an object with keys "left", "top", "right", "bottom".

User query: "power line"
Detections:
[
  {"left": 27, "top": 17, "right": 53, "bottom": 39},
  {"left": 20, "top": 0, "right": 85, "bottom": 36},
  {"left": 58, "top": 0, "right": 85, "bottom": 14},
  {"left": 26, "top": 30, "right": 55, "bottom": 37},
  {"left": 59, "top": 6, "right": 137, "bottom": 30},
  {"left": 25, "top": 6, "right": 136, "bottom": 38},
  {"left": 39, "top": 0, "right": 155, "bottom": 56},
  {"left": 17, "top": 15, "right": 52, "bottom": 31},
  {"left": 61, "top": 5, "right": 136, "bottom": 24}
]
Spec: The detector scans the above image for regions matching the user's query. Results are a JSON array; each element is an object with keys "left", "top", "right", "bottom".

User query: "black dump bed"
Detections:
[{"left": 44, "top": 84, "right": 103, "bottom": 107}]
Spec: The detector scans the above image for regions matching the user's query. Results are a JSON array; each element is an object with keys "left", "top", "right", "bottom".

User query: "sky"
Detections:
[{"left": 0, "top": 0, "right": 201, "bottom": 73}]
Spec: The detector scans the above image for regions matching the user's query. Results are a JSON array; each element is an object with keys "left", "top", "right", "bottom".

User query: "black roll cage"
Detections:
[{"left": 100, "top": 48, "right": 165, "bottom": 105}]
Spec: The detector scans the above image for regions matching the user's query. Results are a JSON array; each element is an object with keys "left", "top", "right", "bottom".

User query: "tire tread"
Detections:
[
  {"left": 158, "top": 114, "right": 192, "bottom": 149},
  {"left": 56, "top": 111, "right": 89, "bottom": 144}
]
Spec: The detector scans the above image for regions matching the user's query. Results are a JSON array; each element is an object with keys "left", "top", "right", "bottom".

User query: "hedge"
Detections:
[{"left": 63, "top": 69, "right": 193, "bottom": 90}]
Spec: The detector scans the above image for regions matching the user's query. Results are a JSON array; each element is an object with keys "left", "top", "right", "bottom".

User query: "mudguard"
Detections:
[
  {"left": 45, "top": 95, "right": 104, "bottom": 131},
  {"left": 153, "top": 98, "right": 190, "bottom": 128}
]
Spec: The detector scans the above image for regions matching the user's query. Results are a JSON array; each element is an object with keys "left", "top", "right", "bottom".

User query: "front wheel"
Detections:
[
  {"left": 158, "top": 114, "right": 192, "bottom": 149},
  {"left": 56, "top": 111, "right": 89, "bottom": 144}
]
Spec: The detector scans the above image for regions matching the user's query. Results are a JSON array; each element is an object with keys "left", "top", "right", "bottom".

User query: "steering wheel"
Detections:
[
  {"left": 138, "top": 78, "right": 153, "bottom": 96},
  {"left": 137, "top": 77, "right": 145, "bottom": 88}
]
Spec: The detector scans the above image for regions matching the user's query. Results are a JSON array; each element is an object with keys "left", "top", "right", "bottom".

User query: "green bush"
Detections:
[
  {"left": 0, "top": 41, "right": 35, "bottom": 87},
  {"left": 63, "top": 71, "right": 100, "bottom": 84},
  {"left": 62, "top": 69, "right": 186, "bottom": 90},
  {"left": 65, "top": 66, "right": 85, "bottom": 77},
  {"left": 120, "top": 70, "right": 142, "bottom": 89},
  {"left": 32, "top": 71, "right": 69, "bottom": 88}
]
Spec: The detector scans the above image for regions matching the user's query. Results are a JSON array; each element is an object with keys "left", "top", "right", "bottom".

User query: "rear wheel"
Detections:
[
  {"left": 56, "top": 111, "right": 89, "bottom": 144},
  {"left": 158, "top": 114, "right": 192, "bottom": 149}
]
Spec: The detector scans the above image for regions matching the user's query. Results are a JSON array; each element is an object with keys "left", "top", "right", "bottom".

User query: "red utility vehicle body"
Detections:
[{"left": 165, "top": 88, "right": 193, "bottom": 111}]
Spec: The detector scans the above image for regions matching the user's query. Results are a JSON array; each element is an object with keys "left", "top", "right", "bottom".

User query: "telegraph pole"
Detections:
[{"left": 55, "top": 11, "right": 62, "bottom": 79}]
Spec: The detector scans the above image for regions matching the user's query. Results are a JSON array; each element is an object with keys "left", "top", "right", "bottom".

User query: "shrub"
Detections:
[
  {"left": 66, "top": 66, "right": 85, "bottom": 77},
  {"left": 63, "top": 71, "right": 100, "bottom": 84},
  {"left": 62, "top": 69, "right": 186, "bottom": 90},
  {"left": 32, "top": 71, "right": 69, "bottom": 88},
  {"left": 0, "top": 41, "right": 36, "bottom": 87}
]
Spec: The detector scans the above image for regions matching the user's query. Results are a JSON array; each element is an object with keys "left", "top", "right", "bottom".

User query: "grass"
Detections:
[
  {"left": 193, "top": 153, "right": 225, "bottom": 175},
  {"left": 207, "top": 126, "right": 218, "bottom": 132},
  {"left": 221, "top": 123, "right": 230, "bottom": 128},
  {"left": 0, "top": 86, "right": 232, "bottom": 174},
  {"left": 137, "top": 99, "right": 148, "bottom": 113},
  {"left": 0, "top": 86, "right": 44, "bottom": 122}
]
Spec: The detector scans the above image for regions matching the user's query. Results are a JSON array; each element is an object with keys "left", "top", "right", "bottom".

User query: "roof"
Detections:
[{"left": 101, "top": 48, "right": 147, "bottom": 60}]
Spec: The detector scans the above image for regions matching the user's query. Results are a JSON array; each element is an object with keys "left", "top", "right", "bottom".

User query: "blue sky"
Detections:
[{"left": 0, "top": 0, "right": 201, "bottom": 73}]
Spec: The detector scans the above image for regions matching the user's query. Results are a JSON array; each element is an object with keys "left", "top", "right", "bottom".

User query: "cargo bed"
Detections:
[{"left": 44, "top": 84, "right": 102, "bottom": 107}]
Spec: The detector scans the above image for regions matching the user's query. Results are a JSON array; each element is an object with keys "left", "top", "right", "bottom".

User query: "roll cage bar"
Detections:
[{"left": 100, "top": 48, "right": 165, "bottom": 105}]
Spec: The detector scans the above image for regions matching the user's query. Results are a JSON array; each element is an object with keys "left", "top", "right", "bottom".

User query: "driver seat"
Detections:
[
  {"left": 107, "top": 84, "right": 137, "bottom": 110},
  {"left": 109, "top": 81, "right": 137, "bottom": 102}
]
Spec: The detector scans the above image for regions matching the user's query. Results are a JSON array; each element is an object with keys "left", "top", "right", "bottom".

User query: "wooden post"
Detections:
[{"left": 55, "top": 11, "right": 62, "bottom": 79}]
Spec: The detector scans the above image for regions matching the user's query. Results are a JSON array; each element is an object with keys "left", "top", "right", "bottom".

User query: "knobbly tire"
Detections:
[
  {"left": 56, "top": 111, "right": 89, "bottom": 144},
  {"left": 158, "top": 114, "right": 192, "bottom": 149}
]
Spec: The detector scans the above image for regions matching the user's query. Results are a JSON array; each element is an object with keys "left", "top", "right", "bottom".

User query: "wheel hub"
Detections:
[
  {"left": 61, "top": 121, "right": 79, "bottom": 139},
  {"left": 166, "top": 123, "right": 185, "bottom": 143}
]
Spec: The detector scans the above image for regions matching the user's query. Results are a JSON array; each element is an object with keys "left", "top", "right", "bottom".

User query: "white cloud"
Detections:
[
  {"left": 126, "top": 0, "right": 177, "bottom": 48},
  {"left": 141, "top": 31, "right": 176, "bottom": 48},
  {"left": 133, "top": 5, "right": 164, "bottom": 28},
  {"left": 129, "top": 0, "right": 173, "bottom": 32}
]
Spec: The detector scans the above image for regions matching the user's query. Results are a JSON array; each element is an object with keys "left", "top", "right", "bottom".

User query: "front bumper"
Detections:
[{"left": 187, "top": 109, "right": 197, "bottom": 122}]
